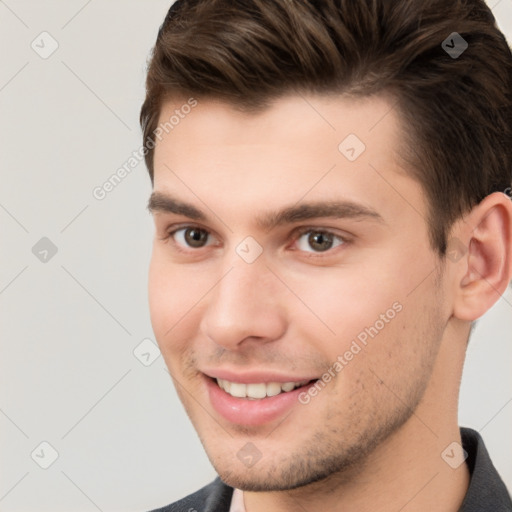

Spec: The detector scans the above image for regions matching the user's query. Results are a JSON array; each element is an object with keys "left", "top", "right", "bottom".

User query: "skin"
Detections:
[{"left": 148, "top": 94, "right": 512, "bottom": 512}]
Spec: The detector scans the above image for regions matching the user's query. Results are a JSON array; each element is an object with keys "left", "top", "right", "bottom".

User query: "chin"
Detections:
[{"left": 209, "top": 449, "right": 362, "bottom": 493}]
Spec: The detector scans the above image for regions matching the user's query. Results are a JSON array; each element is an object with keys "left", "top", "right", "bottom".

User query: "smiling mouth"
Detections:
[{"left": 214, "top": 378, "right": 317, "bottom": 399}]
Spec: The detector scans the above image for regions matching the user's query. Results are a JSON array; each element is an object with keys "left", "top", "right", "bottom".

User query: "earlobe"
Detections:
[{"left": 453, "top": 192, "right": 512, "bottom": 322}]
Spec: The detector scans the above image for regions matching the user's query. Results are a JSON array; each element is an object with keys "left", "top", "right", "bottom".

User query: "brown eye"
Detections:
[
  {"left": 297, "top": 230, "right": 344, "bottom": 253},
  {"left": 308, "top": 232, "right": 333, "bottom": 251},
  {"left": 174, "top": 227, "right": 211, "bottom": 248}
]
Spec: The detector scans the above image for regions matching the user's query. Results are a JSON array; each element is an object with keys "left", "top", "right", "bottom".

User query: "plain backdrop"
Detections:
[{"left": 0, "top": 1, "right": 511, "bottom": 511}]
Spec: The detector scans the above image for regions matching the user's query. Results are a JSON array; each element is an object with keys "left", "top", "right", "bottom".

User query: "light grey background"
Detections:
[{"left": 0, "top": 1, "right": 511, "bottom": 511}]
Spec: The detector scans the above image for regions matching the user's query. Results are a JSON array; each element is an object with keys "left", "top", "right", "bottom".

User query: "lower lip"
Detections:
[{"left": 205, "top": 377, "right": 316, "bottom": 426}]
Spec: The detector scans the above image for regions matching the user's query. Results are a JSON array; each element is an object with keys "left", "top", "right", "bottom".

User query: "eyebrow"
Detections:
[
  {"left": 148, "top": 192, "right": 206, "bottom": 221},
  {"left": 147, "top": 191, "right": 384, "bottom": 229}
]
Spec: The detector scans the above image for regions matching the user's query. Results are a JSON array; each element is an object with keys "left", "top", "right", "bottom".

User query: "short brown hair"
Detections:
[{"left": 140, "top": 0, "right": 512, "bottom": 255}]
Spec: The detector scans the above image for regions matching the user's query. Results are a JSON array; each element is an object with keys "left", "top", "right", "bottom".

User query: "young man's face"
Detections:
[{"left": 148, "top": 94, "right": 453, "bottom": 491}]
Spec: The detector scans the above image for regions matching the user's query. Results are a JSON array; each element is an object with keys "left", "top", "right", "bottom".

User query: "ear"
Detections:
[{"left": 452, "top": 191, "right": 512, "bottom": 322}]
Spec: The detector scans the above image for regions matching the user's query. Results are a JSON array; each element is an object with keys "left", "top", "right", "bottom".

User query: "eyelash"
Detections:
[{"left": 161, "top": 224, "right": 349, "bottom": 257}]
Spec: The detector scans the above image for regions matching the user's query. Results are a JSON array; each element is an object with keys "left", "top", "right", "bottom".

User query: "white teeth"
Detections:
[
  {"left": 216, "top": 379, "right": 310, "bottom": 399},
  {"left": 246, "top": 383, "right": 266, "bottom": 399},
  {"left": 266, "top": 382, "right": 282, "bottom": 397},
  {"left": 281, "top": 382, "right": 296, "bottom": 392},
  {"left": 229, "top": 382, "right": 247, "bottom": 398}
]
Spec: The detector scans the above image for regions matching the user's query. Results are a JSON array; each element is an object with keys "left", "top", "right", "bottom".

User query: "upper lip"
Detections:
[{"left": 202, "top": 368, "right": 318, "bottom": 384}]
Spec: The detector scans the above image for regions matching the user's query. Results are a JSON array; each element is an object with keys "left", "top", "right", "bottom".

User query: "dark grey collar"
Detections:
[{"left": 458, "top": 427, "right": 512, "bottom": 511}]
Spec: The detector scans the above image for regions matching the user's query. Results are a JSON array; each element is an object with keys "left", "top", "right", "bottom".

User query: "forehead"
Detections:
[
  {"left": 155, "top": 93, "right": 400, "bottom": 158},
  {"left": 151, "top": 93, "right": 425, "bottom": 230}
]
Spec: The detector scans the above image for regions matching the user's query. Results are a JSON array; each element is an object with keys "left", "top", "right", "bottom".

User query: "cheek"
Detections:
[
  {"left": 285, "top": 248, "right": 438, "bottom": 376},
  {"left": 287, "top": 267, "right": 405, "bottom": 351},
  {"left": 148, "top": 250, "right": 211, "bottom": 357}
]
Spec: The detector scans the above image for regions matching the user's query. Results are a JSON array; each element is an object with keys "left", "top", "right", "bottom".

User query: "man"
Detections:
[{"left": 140, "top": 0, "right": 512, "bottom": 510}]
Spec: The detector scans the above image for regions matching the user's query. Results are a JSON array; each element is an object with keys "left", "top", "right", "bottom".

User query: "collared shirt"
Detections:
[
  {"left": 458, "top": 428, "right": 512, "bottom": 510},
  {"left": 149, "top": 427, "right": 512, "bottom": 511},
  {"left": 229, "top": 488, "right": 245, "bottom": 512}
]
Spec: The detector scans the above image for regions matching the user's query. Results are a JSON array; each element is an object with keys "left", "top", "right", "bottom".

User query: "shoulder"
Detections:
[{"left": 148, "top": 477, "right": 234, "bottom": 512}]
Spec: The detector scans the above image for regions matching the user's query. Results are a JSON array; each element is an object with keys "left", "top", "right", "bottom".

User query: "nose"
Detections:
[{"left": 199, "top": 258, "right": 287, "bottom": 351}]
